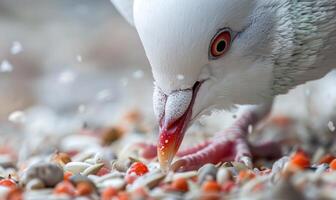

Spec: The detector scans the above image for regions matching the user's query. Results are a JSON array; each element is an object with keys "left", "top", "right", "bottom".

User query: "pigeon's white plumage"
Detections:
[
  {"left": 111, "top": 0, "right": 134, "bottom": 25},
  {"left": 112, "top": 0, "right": 336, "bottom": 124}
]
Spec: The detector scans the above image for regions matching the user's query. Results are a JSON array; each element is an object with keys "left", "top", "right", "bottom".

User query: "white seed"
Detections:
[
  {"left": 96, "top": 172, "right": 125, "bottom": 183},
  {"left": 72, "top": 151, "right": 95, "bottom": 162},
  {"left": 64, "top": 162, "right": 91, "bottom": 174},
  {"left": 99, "top": 178, "right": 126, "bottom": 190},
  {"left": 217, "top": 168, "right": 232, "bottom": 185},
  {"left": 26, "top": 178, "right": 45, "bottom": 190},
  {"left": 197, "top": 164, "right": 218, "bottom": 184},
  {"left": 93, "top": 153, "right": 104, "bottom": 164},
  {"left": 82, "top": 163, "right": 105, "bottom": 176},
  {"left": 129, "top": 172, "right": 165, "bottom": 191},
  {"left": 171, "top": 171, "right": 198, "bottom": 181}
]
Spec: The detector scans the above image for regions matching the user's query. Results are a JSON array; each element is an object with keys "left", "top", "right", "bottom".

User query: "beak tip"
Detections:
[{"left": 157, "top": 142, "right": 175, "bottom": 171}]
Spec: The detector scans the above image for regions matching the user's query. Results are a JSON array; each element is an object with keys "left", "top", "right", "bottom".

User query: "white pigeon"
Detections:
[{"left": 111, "top": 0, "right": 336, "bottom": 171}]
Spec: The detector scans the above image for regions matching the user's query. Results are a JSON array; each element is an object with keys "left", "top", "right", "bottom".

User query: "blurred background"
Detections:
[
  {"left": 0, "top": 0, "right": 154, "bottom": 124},
  {"left": 1, "top": 0, "right": 336, "bottom": 158}
]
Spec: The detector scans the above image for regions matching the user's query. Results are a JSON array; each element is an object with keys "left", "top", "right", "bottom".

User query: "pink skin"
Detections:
[{"left": 137, "top": 110, "right": 282, "bottom": 171}]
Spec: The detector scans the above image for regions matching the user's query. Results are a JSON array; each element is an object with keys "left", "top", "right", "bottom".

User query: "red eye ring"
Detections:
[{"left": 210, "top": 30, "right": 232, "bottom": 58}]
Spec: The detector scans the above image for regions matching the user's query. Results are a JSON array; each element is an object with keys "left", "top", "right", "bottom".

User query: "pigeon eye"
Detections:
[{"left": 209, "top": 29, "right": 232, "bottom": 59}]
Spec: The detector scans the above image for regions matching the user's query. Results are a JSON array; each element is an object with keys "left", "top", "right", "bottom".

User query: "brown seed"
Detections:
[
  {"left": 51, "top": 152, "right": 72, "bottom": 166},
  {"left": 76, "top": 182, "right": 93, "bottom": 196},
  {"left": 101, "top": 127, "right": 125, "bottom": 146},
  {"left": 123, "top": 109, "right": 142, "bottom": 124}
]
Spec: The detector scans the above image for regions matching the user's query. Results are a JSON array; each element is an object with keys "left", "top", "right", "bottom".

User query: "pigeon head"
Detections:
[{"left": 133, "top": 0, "right": 274, "bottom": 170}]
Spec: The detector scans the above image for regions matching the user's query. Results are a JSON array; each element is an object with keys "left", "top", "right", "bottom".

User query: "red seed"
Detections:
[
  {"left": 6, "top": 188, "right": 23, "bottom": 200},
  {"left": 96, "top": 166, "right": 111, "bottom": 176},
  {"left": 54, "top": 181, "right": 76, "bottom": 196},
  {"left": 125, "top": 174, "right": 137, "bottom": 184},
  {"left": 101, "top": 187, "right": 118, "bottom": 200},
  {"left": 0, "top": 179, "right": 16, "bottom": 188},
  {"left": 291, "top": 152, "right": 310, "bottom": 169},
  {"left": 202, "top": 181, "right": 221, "bottom": 193},
  {"left": 330, "top": 159, "right": 336, "bottom": 170},
  {"left": 271, "top": 115, "right": 292, "bottom": 127},
  {"left": 127, "top": 162, "right": 149, "bottom": 176},
  {"left": 238, "top": 170, "right": 256, "bottom": 182},
  {"left": 125, "top": 162, "right": 149, "bottom": 184},
  {"left": 221, "top": 181, "right": 235, "bottom": 193},
  {"left": 64, "top": 171, "right": 73, "bottom": 181},
  {"left": 118, "top": 192, "right": 129, "bottom": 200},
  {"left": 76, "top": 182, "right": 93, "bottom": 196},
  {"left": 319, "top": 154, "right": 335, "bottom": 164},
  {"left": 171, "top": 178, "right": 189, "bottom": 192}
]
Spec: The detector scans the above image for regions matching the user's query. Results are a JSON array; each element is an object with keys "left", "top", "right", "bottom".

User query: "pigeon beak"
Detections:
[{"left": 157, "top": 81, "right": 202, "bottom": 172}]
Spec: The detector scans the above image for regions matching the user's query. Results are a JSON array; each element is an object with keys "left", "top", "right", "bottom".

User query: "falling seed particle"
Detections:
[
  {"left": 133, "top": 70, "right": 144, "bottom": 79},
  {"left": 76, "top": 55, "right": 82, "bottom": 62},
  {"left": 78, "top": 105, "right": 87, "bottom": 113},
  {"left": 58, "top": 70, "right": 76, "bottom": 84},
  {"left": 10, "top": 41, "right": 23, "bottom": 55},
  {"left": 177, "top": 74, "right": 185, "bottom": 80},
  {"left": 96, "top": 89, "right": 113, "bottom": 102},
  {"left": 0, "top": 60, "right": 13, "bottom": 72},
  {"left": 165, "top": 140, "right": 168, "bottom": 144},
  {"left": 328, "top": 121, "right": 335, "bottom": 132},
  {"left": 8, "top": 111, "right": 26, "bottom": 124},
  {"left": 121, "top": 78, "right": 128, "bottom": 87}
]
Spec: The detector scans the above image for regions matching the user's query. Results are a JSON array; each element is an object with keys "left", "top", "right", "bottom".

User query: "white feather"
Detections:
[{"left": 111, "top": 0, "right": 134, "bottom": 25}]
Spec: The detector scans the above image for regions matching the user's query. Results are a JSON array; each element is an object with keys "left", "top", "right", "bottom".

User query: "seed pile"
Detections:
[{"left": 1, "top": 112, "right": 336, "bottom": 199}]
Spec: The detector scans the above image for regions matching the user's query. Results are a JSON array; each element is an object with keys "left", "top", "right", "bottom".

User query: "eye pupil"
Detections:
[
  {"left": 209, "top": 28, "right": 233, "bottom": 59},
  {"left": 216, "top": 40, "right": 226, "bottom": 52}
]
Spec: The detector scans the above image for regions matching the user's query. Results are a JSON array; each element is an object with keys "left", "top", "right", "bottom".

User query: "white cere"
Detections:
[
  {"left": 0, "top": 60, "right": 13, "bottom": 72},
  {"left": 328, "top": 121, "right": 335, "bottom": 132},
  {"left": 10, "top": 41, "right": 23, "bottom": 55},
  {"left": 132, "top": 69, "right": 144, "bottom": 79},
  {"left": 164, "top": 90, "right": 192, "bottom": 123},
  {"left": 153, "top": 86, "right": 167, "bottom": 120},
  {"left": 8, "top": 110, "right": 26, "bottom": 124},
  {"left": 58, "top": 70, "right": 76, "bottom": 84}
]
